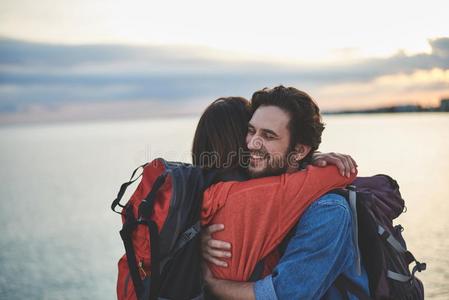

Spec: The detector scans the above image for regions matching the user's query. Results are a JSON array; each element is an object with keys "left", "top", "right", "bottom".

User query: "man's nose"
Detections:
[{"left": 247, "top": 134, "right": 263, "bottom": 150}]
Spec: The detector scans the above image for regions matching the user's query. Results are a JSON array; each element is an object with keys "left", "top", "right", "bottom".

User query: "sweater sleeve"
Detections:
[{"left": 275, "top": 165, "right": 356, "bottom": 243}]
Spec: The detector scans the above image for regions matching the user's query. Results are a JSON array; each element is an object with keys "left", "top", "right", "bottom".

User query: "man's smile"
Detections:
[{"left": 249, "top": 151, "right": 268, "bottom": 164}]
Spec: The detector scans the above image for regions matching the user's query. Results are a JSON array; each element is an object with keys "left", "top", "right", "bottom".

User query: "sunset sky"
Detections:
[{"left": 1, "top": 0, "right": 449, "bottom": 123}]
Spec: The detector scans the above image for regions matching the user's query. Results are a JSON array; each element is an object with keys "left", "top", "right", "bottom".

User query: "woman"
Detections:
[{"left": 191, "top": 95, "right": 357, "bottom": 282}]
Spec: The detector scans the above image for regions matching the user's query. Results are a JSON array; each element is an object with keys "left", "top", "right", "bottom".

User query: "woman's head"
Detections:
[{"left": 192, "top": 97, "right": 251, "bottom": 170}]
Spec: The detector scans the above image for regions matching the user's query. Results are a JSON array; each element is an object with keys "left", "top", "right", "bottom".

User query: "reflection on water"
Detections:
[{"left": 0, "top": 113, "right": 448, "bottom": 299}]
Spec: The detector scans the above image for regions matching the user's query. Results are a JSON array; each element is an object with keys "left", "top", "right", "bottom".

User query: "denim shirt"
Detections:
[{"left": 254, "top": 193, "right": 370, "bottom": 300}]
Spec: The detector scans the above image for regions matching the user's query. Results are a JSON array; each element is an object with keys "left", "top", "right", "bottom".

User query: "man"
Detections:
[{"left": 202, "top": 86, "right": 369, "bottom": 299}]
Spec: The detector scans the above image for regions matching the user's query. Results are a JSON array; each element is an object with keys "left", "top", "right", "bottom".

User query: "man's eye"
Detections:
[
  {"left": 265, "top": 134, "right": 275, "bottom": 140},
  {"left": 247, "top": 127, "right": 255, "bottom": 134}
]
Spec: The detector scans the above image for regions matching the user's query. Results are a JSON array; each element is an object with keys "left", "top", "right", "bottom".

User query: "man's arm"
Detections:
[
  {"left": 254, "top": 193, "right": 355, "bottom": 299},
  {"left": 203, "top": 263, "right": 255, "bottom": 300}
]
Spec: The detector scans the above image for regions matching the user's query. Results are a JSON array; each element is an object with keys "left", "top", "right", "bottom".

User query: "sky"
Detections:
[{"left": 1, "top": 0, "right": 449, "bottom": 123}]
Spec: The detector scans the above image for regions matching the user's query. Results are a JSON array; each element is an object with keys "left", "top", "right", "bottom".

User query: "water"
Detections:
[{"left": 0, "top": 113, "right": 448, "bottom": 299}]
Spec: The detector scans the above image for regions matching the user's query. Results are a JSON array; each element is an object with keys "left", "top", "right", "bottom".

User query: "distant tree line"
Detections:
[{"left": 325, "top": 98, "right": 449, "bottom": 115}]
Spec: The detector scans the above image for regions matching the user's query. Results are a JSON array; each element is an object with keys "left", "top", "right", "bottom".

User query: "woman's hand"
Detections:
[
  {"left": 201, "top": 224, "right": 232, "bottom": 267},
  {"left": 312, "top": 152, "right": 358, "bottom": 178}
]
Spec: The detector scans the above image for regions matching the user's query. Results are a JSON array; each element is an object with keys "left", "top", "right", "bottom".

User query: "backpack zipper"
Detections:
[{"left": 138, "top": 260, "right": 147, "bottom": 277}]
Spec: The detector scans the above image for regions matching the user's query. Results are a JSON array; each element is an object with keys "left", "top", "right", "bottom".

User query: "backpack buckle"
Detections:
[
  {"left": 181, "top": 225, "right": 200, "bottom": 242},
  {"left": 413, "top": 261, "right": 426, "bottom": 274}
]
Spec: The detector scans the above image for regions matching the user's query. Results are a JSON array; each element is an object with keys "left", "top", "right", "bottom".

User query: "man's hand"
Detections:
[
  {"left": 201, "top": 224, "right": 231, "bottom": 267},
  {"left": 312, "top": 152, "right": 358, "bottom": 178}
]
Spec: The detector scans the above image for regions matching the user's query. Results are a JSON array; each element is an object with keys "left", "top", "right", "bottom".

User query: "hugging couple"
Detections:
[{"left": 190, "top": 85, "right": 369, "bottom": 299}]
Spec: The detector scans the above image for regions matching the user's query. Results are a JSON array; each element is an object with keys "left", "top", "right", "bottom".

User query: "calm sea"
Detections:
[{"left": 0, "top": 113, "right": 448, "bottom": 299}]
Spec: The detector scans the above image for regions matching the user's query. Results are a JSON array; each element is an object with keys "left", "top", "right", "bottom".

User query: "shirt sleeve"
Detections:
[{"left": 254, "top": 193, "right": 355, "bottom": 300}]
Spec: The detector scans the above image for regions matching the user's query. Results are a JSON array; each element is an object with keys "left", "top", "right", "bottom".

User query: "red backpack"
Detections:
[{"left": 111, "top": 158, "right": 213, "bottom": 300}]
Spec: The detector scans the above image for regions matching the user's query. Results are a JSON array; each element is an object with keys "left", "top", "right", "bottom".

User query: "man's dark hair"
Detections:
[
  {"left": 192, "top": 97, "right": 251, "bottom": 169},
  {"left": 251, "top": 85, "right": 325, "bottom": 164}
]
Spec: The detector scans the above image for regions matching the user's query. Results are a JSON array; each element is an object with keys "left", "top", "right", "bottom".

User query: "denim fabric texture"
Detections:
[{"left": 254, "top": 193, "right": 370, "bottom": 300}]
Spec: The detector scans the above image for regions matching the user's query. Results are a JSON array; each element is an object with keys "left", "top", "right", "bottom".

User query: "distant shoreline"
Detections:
[
  {"left": 323, "top": 110, "right": 449, "bottom": 115},
  {"left": 1, "top": 99, "right": 448, "bottom": 126},
  {"left": 324, "top": 99, "right": 449, "bottom": 115},
  {"left": 1, "top": 111, "right": 448, "bottom": 128}
]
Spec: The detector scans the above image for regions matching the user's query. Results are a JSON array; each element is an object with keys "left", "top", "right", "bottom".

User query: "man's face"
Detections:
[{"left": 246, "top": 105, "right": 292, "bottom": 178}]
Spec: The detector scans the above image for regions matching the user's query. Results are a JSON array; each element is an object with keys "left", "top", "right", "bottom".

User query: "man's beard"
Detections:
[{"left": 248, "top": 150, "right": 289, "bottom": 178}]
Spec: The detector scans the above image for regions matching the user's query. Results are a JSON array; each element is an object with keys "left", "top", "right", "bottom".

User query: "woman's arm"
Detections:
[
  {"left": 202, "top": 155, "right": 357, "bottom": 282},
  {"left": 202, "top": 152, "right": 358, "bottom": 267},
  {"left": 204, "top": 194, "right": 356, "bottom": 299}
]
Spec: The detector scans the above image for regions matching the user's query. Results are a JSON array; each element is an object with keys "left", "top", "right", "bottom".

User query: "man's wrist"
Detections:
[
  {"left": 205, "top": 277, "right": 256, "bottom": 300},
  {"left": 205, "top": 278, "right": 218, "bottom": 295}
]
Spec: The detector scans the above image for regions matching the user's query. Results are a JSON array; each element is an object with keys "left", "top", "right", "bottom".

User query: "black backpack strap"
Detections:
[
  {"left": 121, "top": 217, "right": 161, "bottom": 300},
  {"left": 159, "top": 221, "right": 202, "bottom": 272},
  {"left": 120, "top": 207, "right": 144, "bottom": 298},
  {"left": 120, "top": 172, "right": 167, "bottom": 300},
  {"left": 335, "top": 280, "right": 350, "bottom": 300},
  {"left": 335, "top": 274, "right": 372, "bottom": 300},
  {"left": 138, "top": 173, "right": 167, "bottom": 218},
  {"left": 171, "top": 222, "right": 201, "bottom": 254},
  {"left": 138, "top": 174, "right": 167, "bottom": 300},
  {"left": 112, "top": 163, "right": 148, "bottom": 214},
  {"left": 140, "top": 218, "right": 160, "bottom": 300}
]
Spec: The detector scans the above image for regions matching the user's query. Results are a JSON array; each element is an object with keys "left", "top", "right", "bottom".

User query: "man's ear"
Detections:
[{"left": 293, "top": 144, "right": 312, "bottom": 161}]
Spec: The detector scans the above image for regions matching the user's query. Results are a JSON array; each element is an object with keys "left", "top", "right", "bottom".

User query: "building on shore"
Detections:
[{"left": 440, "top": 99, "right": 449, "bottom": 112}]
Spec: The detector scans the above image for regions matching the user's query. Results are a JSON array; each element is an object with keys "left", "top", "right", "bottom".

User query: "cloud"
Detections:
[
  {"left": 317, "top": 68, "right": 449, "bottom": 109},
  {"left": 429, "top": 37, "right": 449, "bottom": 57},
  {"left": 358, "top": 39, "right": 449, "bottom": 77},
  {"left": 0, "top": 37, "right": 448, "bottom": 118},
  {"left": 0, "top": 37, "right": 264, "bottom": 70}
]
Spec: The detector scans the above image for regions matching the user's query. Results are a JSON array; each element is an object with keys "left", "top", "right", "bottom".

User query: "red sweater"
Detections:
[{"left": 201, "top": 165, "right": 356, "bottom": 281}]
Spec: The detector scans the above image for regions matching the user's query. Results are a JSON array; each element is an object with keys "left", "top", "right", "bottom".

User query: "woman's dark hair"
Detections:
[
  {"left": 192, "top": 97, "right": 251, "bottom": 170},
  {"left": 251, "top": 85, "right": 325, "bottom": 164}
]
